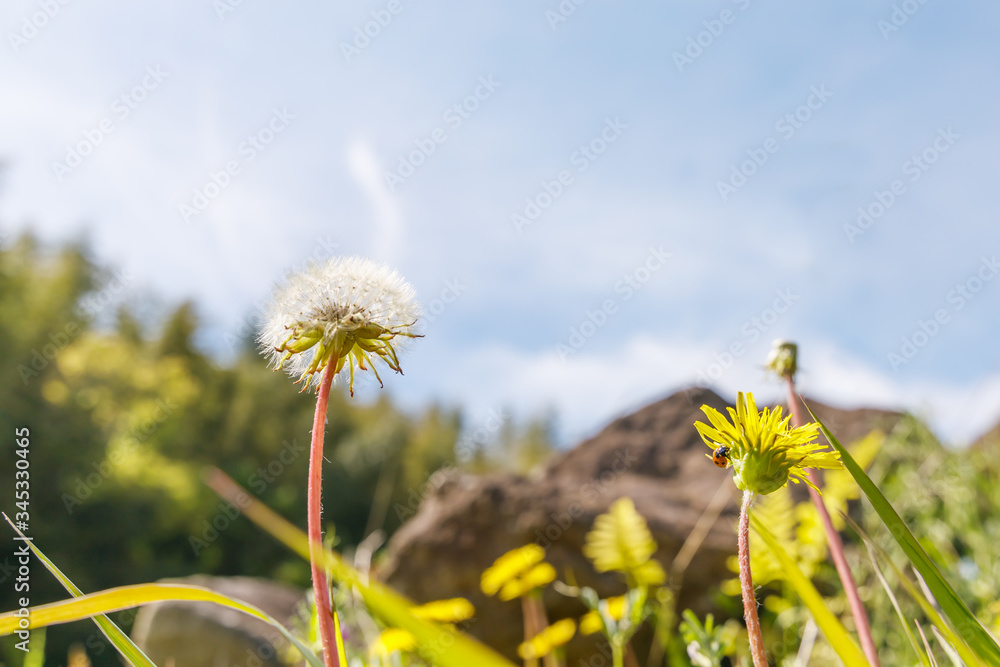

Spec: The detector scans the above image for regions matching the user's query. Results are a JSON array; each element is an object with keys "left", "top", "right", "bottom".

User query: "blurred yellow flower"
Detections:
[
  {"left": 499, "top": 563, "right": 557, "bottom": 601},
  {"left": 518, "top": 619, "right": 577, "bottom": 660},
  {"left": 366, "top": 598, "right": 475, "bottom": 660},
  {"left": 481, "top": 544, "right": 546, "bottom": 596},
  {"left": 579, "top": 596, "right": 626, "bottom": 635},
  {"left": 368, "top": 627, "right": 417, "bottom": 657},
  {"left": 583, "top": 497, "right": 665, "bottom": 587},
  {"left": 411, "top": 597, "right": 476, "bottom": 623}
]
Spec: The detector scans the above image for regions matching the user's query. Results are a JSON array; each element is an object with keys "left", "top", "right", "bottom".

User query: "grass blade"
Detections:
[
  {"left": 932, "top": 625, "right": 966, "bottom": 667},
  {"left": 3, "top": 513, "right": 156, "bottom": 667},
  {"left": 22, "top": 628, "right": 44, "bottom": 667},
  {"left": 915, "top": 620, "right": 940, "bottom": 667},
  {"left": 855, "top": 518, "right": 979, "bottom": 667},
  {"left": 750, "top": 515, "right": 868, "bottom": 667},
  {"left": 841, "top": 511, "right": 939, "bottom": 667},
  {"left": 205, "top": 468, "right": 517, "bottom": 667},
  {"left": 333, "top": 604, "right": 349, "bottom": 665},
  {"left": 0, "top": 583, "right": 323, "bottom": 667},
  {"left": 805, "top": 401, "right": 1000, "bottom": 665},
  {"left": 864, "top": 542, "right": 930, "bottom": 667}
]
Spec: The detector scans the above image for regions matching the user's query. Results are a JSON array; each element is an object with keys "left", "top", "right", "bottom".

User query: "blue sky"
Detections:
[{"left": 3, "top": 0, "right": 999, "bottom": 445}]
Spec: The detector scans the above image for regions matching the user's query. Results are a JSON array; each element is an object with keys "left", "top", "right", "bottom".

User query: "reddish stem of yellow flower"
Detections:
[
  {"left": 309, "top": 365, "right": 341, "bottom": 667},
  {"left": 521, "top": 595, "right": 540, "bottom": 667},
  {"left": 739, "top": 490, "right": 768, "bottom": 667},
  {"left": 785, "top": 378, "right": 880, "bottom": 667}
]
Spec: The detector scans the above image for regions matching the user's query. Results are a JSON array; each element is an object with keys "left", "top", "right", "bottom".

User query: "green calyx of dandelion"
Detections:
[
  {"left": 694, "top": 391, "right": 841, "bottom": 495},
  {"left": 259, "top": 256, "right": 422, "bottom": 395}
]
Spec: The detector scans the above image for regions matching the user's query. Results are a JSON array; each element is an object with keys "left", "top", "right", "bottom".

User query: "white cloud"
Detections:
[
  {"left": 800, "top": 342, "right": 1000, "bottom": 446},
  {"left": 414, "top": 335, "right": 1000, "bottom": 448}
]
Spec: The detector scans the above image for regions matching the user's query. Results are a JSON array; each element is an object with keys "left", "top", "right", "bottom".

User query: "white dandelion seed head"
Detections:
[{"left": 258, "top": 256, "right": 421, "bottom": 391}]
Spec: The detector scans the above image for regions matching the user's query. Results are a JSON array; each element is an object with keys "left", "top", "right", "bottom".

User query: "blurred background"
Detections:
[{"left": 2, "top": 0, "right": 1000, "bottom": 663}]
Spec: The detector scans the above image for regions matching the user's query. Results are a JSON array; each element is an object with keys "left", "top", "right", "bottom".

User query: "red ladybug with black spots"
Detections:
[{"left": 712, "top": 445, "right": 731, "bottom": 468}]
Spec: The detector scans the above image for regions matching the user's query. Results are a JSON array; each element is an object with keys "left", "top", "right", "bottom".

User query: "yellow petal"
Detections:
[
  {"left": 579, "top": 596, "right": 627, "bottom": 635},
  {"left": 518, "top": 619, "right": 576, "bottom": 659},
  {"left": 498, "top": 563, "right": 556, "bottom": 601},
  {"left": 411, "top": 598, "right": 475, "bottom": 623},
  {"left": 369, "top": 628, "right": 417, "bottom": 657},
  {"left": 481, "top": 545, "right": 545, "bottom": 596}
]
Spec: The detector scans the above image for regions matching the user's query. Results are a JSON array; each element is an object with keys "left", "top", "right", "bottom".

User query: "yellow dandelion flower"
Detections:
[
  {"left": 579, "top": 595, "right": 627, "bottom": 635},
  {"left": 411, "top": 597, "right": 476, "bottom": 623},
  {"left": 518, "top": 619, "right": 577, "bottom": 660},
  {"left": 368, "top": 627, "right": 417, "bottom": 657},
  {"left": 695, "top": 391, "right": 841, "bottom": 495},
  {"left": 499, "top": 562, "right": 557, "bottom": 601},
  {"left": 481, "top": 544, "right": 546, "bottom": 596}
]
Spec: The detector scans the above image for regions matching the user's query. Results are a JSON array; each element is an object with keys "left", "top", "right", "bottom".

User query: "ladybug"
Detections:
[{"left": 711, "top": 445, "right": 731, "bottom": 468}]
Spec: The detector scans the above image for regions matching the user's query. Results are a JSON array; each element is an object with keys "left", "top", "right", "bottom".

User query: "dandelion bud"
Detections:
[{"left": 765, "top": 339, "right": 798, "bottom": 379}]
